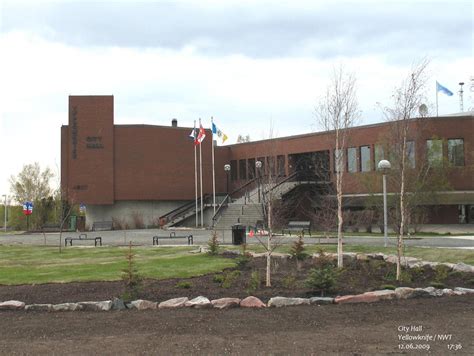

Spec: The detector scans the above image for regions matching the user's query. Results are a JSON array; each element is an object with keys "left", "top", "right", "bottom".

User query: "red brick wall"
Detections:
[{"left": 65, "top": 96, "right": 114, "bottom": 204}]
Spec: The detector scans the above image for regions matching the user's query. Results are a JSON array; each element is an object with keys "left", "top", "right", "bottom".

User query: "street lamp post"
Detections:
[
  {"left": 255, "top": 160, "right": 262, "bottom": 203},
  {"left": 378, "top": 160, "right": 391, "bottom": 247},
  {"left": 224, "top": 164, "right": 231, "bottom": 195}
]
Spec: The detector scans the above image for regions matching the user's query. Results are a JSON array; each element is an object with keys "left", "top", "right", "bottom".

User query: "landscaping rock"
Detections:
[
  {"left": 411, "top": 288, "right": 433, "bottom": 298},
  {"left": 452, "top": 263, "right": 474, "bottom": 273},
  {"left": 0, "top": 300, "right": 25, "bottom": 310},
  {"left": 240, "top": 296, "right": 266, "bottom": 308},
  {"left": 185, "top": 296, "right": 212, "bottom": 309},
  {"left": 366, "top": 253, "right": 385, "bottom": 260},
  {"left": 25, "top": 304, "right": 52, "bottom": 312},
  {"left": 199, "top": 246, "right": 210, "bottom": 253},
  {"left": 395, "top": 287, "right": 432, "bottom": 299},
  {"left": 420, "top": 261, "right": 439, "bottom": 269},
  {"left": 454, "top": 287, "right": 474, "bottom": 295},
  {"left": 111, "top": 298, "right": 127, "bottom": 311},
  {"left": 52, "top": 303, "right": 83, "bottom": 312},
  {"left": 158, "top": 297, "right": 189, "bottom": 309},
  {"left": 308, "top": 297, "right": 334, "bottom": 305},
  {"left": 79, "top": 301, "right": 112, "bottom": 311},
  {"left": 441, "top": 263, "right": 455, "bottom": 270},
  {"left": 335, "top": 293, "right": 380, "bottom": 304},
  {"left": 395, "top": 287, "right": 415, "bottom": 299},
  {"left": 441, "top": 288, "right": 455, "bottom": 296},
  {"left": 130, "top": 299, "right": 158, "bottom": 310},
  {"left": 383, "top": 255, "right": 397, "bottom": 264},
  {"left": 272, "top": 252, "right": 291, "bottom": 259},
  {"left": 371, "top": 289, "right": 397, "bottom": 300},
  {"left": 335, "top": 290, "right": 396, "bottom": 304},
  {"left": 356, "top": 254, "right": 368, "bottom": 261},
  {"left": 342, "top": 252, "right": 357, "bottom": 261},
  {"left": 249, "top": 252, "right": 267, "bottom": 258},
  {"left": 422, "top": 287, "right": 442, "bottom": 297},
  {"left": 268, "top": 297, "right": 310, "bottom": 308},
  {"left": 211, "top": 298, "right": 241, "bottom": 309}
]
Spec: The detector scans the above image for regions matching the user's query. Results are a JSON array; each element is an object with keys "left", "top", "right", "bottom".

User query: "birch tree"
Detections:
[
  {"left": 382, "top": 59, "right": 429, "bottom": 280},
  {"left": 316, "top": 67, "right": 359, "bottom": 268}
]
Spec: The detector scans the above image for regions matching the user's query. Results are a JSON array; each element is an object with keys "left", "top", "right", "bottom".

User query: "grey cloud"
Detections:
[{"left": 1, "top": 1, "right": 471, "bottom": 59}]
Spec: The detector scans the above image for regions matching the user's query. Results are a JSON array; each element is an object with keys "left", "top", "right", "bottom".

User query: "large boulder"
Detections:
[
  {"left": 395, "top": 287, "right": 432, "bottom": 299},
  {"left": 267, "top": 297, "right": 310, "bottom": 308},
  {"left": 51, "top": 303, "right": 83, "bottom": 312},
  {"left": 454, "top": 287, "right": 474, "bottom": 295},
  {"left": 211, "top": 298, "right": 241, "bottom": 309},
  {"left": 78, "top": 301, "right": 112, "bottom": 311},
  {"left": 452, "top": 263, "right": 474, "bottom": 273},
  {"left": 308, "top": 297, "right": 334, "bottom": 305},
  {"left": 366, "top": 253, "right": 385, "bottom": 261},
  {"left": 185, "top": 296, "right": 212, "bottom": 309},
  {"left": 158, "top": 297, "right": 189, "bottom": 309},
  {"left": 335, "top": 290, "right": 395, "bottom": 304},
  {"left": 0, "top": 300, "right": 25, "bottom": 310},
  {"left": 111, "top": 298, "right": 127, "bottom": 311},
  {"left": 130, "top": 300, "right": 158, "bottom": 310},
  {"left": 240, "top": 296, "right": 266, "bottom": 308},
  {"left": 25, "top": 304, "right": 52, "bottom": 312},
  {"left": 395, "top": 287, "right": 415, "bottom": 299}
]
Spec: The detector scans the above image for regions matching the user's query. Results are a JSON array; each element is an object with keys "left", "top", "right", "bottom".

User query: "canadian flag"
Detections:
[{"left": 197, "top": 124, "right": 206, "bottom": 144}]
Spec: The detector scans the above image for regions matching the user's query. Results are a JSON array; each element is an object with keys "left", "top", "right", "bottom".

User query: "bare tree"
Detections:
[
  {"left": 381, "top": 59, "right": 430, "bottom": 280},
  {"left": 315, "top": 66, "right": 359, "bottom": 267}
]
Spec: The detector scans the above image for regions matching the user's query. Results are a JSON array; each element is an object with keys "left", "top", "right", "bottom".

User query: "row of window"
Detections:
[
  {"left": 230, "top": 156, "right": 286, "bottom": 181},
  {"left": 334, "top": 138, "right": 464, "bottom": 173}
]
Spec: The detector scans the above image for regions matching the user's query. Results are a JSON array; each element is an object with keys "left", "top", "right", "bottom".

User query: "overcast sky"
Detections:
[{"left": 0, "top": 0, "right": 472, "bottom": 198}]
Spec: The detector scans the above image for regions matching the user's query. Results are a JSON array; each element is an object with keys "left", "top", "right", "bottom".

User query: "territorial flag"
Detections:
[
  {"left": 436, "top": 81, "right": 453, "bottom": 96},
  {"left": 189, "top": 122, "right": 198, "bottom": 145},
  {"left": 211, "top": 121, "right": 228, "bottom": 144},
  {"left": 197, "top": 123, "right": 206, "bottom": 144}
]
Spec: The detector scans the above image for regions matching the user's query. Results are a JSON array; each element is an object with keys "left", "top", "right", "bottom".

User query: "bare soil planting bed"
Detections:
[
  {"left": 0, "top": 296, "right": 472, "bottom": 355},
  {"left": 0, "top": 255, "right": 472, "bottom": 304}
]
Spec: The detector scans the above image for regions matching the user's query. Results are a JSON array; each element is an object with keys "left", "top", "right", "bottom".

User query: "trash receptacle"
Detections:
[{"left": 232, "top": 224, "right": 246, "bottom": 245}]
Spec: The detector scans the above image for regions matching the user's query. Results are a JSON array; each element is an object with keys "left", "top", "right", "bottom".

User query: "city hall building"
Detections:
[{"left": 61, "top": 96, "right": 473, "bottom": 229}]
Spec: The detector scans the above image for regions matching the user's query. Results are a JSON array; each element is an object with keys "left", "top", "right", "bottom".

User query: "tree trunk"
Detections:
[
  {"left": 266, "top": 201, "right": 272, "bottom": 287},
  {"left": 397, "top": 135, "right": 407, "bottom": 280}
]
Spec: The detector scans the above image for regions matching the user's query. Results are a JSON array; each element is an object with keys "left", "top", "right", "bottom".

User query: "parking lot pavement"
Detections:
[{"left": 0, "top": 229, "right": 473, "bottom": 249}]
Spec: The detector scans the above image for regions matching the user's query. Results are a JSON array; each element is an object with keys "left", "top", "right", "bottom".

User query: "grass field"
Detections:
[
  {"left": 0, "top": 244, "right": 472, "bottom": 286},
  {"left": 0, "top": 246, "right": 236, "bottom": 285}
]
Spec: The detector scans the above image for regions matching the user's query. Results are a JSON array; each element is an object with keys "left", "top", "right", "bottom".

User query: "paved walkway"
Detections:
[{"left": 0, "top": 228, "right": 473, "bottom": 249}]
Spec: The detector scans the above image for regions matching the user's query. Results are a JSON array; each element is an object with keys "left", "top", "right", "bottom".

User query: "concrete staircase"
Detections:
[{"left": 214, "top": 203, "right": 264, "bottom": 230}]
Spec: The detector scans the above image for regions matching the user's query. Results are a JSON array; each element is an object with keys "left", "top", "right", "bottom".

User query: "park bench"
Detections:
[
  {"left": 92, "top": 221, "right": 113, "bottom": 231},
  {"left": 282, "top": 221, "right": 311, "bottom": 236},
  {"left": 152, "top": 232, "right": 194, "bottom": 246},
  {"left": 65, "top": 233, "right": 102, "bottom": 247}
]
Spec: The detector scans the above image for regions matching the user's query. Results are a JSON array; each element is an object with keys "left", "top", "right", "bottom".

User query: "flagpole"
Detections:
[
  {"left": 194, "top": 121, "right": 198, "bottom": 227},
  {"left": 436, "top": 83, "right": 439, "bottom": 117},
  {"left": 199, "top": 118, "right": 204, "bottom": 227},
  {"left": 211, "top": 117, "right": 216, "bottom": 217}
]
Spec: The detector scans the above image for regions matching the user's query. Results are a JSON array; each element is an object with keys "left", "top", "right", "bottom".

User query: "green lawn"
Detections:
[{"left": 0, "top": 246, "right": 236, "bottom": 285}]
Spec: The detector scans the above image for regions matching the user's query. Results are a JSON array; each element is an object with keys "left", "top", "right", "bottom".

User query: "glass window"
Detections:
[
  {"left": 267, "top": 156, "right": 276, "bottom": 177},
  {"left": 247, "top": 158, "right": 256, "bottom": 179},
  {"left": 426, "top": 139, "right": 443, "bottom": 166},
  {"left": 347, "top": 147, "right": 357, "bottom": 173},
  {"left": 360, "top": 146, "right": 371, "bottom": 172},
  {"left": 277, "top": 155, "right": 286, "bottom": 176},
  {"left": 239, "top": 159, "right": 247, "bottom": 180},
  {"left": 334, "top": 149, "right": 344, "bottom": 173},
  {"left": 406, "top": 141, "right": 415, "bottom": 168},
  {"left": 374, "top": 145, "right": 384, "bottom": 169},
  {"left": 448, "top": 139, "right": 464, "bottom": 166},
  {"left": 230, "top": 160, "right": 237, "bottom": 181}
]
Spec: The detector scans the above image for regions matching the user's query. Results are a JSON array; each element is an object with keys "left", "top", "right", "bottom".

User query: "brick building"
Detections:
[{"left": 61, "top": 96, "right": 473, "bottom": 229}]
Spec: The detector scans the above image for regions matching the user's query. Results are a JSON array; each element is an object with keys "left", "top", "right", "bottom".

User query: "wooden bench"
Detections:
[
  {"left": 65, "top": 233, "right": 102, "bottom": 246},
  {"left": 92, "top": 221, "right": 113, "bottom": 231},
  {"left": 153, "top": 233, "right": 194, "bottom": 246},
  {"left": 282, "top": 221, "right": 311, "bottom": 236}
]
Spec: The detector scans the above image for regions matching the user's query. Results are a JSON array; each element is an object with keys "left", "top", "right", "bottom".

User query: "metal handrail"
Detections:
[
  {"left": 211, "top": 178, "right": 258, "bottom": 228},
  {"left": 160, "top": 194, "right": 211, "bottom": 225}
]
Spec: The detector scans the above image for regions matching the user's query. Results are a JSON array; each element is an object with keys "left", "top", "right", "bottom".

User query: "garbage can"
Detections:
[{"left": 232, "top": 224, "right": 246, "bottom": 245}]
